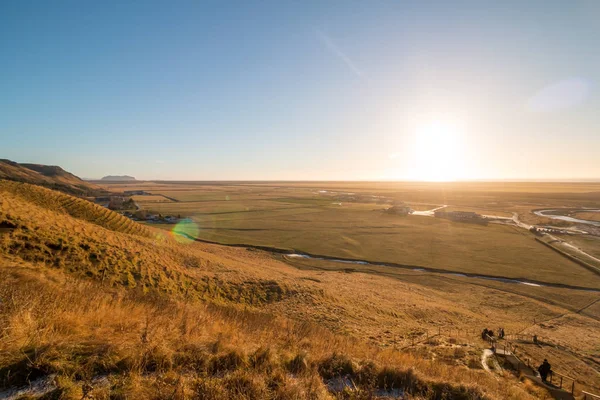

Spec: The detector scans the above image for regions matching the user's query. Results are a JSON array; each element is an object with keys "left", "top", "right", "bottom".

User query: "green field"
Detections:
[
  {"left": 190, "top": 210, "right": 599, "bottom": 288},
  {"left": 101, "top": 181, "right": 600, "bottom": 289}
]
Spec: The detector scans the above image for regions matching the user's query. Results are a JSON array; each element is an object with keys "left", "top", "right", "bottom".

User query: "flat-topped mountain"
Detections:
[{"left": 101, "top": 175, "right": 136, "bottom": 181}]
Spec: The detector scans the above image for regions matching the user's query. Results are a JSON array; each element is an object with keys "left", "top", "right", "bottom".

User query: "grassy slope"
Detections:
[
  {"left": 0, "top": 180, "right": 303, "bottom": 305},
  {"left": 1, "top": 180, "right": 596, "bottom": 399},
  {"left": 2, "top": 264, "right": 549, "bottom": 400}
]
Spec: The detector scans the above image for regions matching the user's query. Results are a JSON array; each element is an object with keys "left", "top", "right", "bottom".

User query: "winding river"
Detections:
[{"left": 533, "top": 209, "right": 600, "bottom": 227}]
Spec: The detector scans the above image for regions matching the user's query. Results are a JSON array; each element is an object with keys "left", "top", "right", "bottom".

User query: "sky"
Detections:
[{"left": 1, "top": 0, "right": 599, "bottom": 181}]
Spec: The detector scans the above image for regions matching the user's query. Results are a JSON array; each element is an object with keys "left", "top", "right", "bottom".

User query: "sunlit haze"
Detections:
[{"left": 1, "top": 1, "right": 599, "bottom": 181}]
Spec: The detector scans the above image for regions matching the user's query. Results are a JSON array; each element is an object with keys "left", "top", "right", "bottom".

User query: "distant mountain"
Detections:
[
  {"left": 0, "top": 159, "right": 101, "bottom": 196},
  {"left": 101, "top": 175, "right": 136, "bottom": 181}
]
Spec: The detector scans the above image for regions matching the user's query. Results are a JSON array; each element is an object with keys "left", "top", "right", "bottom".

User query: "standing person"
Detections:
[{"left": 538, "top": 359, "right": 551, "bottom": 382}]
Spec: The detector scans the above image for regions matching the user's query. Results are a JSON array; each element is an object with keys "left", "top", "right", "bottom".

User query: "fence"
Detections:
[
  {"left": 402, "top": 327, "right": 477, "bottom": 349},
  {"left": 499, "top": 336, "right": 595, "bottom": 397},
  {"left": 506, "top": 333, "right": 543, "bottom": 344},
  {"left": 485, "top": 333, "right": 497, "bottom": 350},
  {"left": 502, "top": 337, "right": 572, "bottom": 391},
  {"left": 548, "top": 370, "right": 577, "bottom": 395},
  {"left": 403, "top": 328, "right": 600, "bottom": 399}
]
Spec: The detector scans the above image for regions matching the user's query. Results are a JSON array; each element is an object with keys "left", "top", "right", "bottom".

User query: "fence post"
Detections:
[
  {"left": 560, "top": 376, "right": 562, "bottom": 388},
  {"left": 570, "top": 381, "right": 574, "bottom": 394}
]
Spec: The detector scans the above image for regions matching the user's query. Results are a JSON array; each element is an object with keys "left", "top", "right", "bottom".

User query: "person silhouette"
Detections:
[{"left": 538, "top": 359, "right": 551, "bottom": 382}]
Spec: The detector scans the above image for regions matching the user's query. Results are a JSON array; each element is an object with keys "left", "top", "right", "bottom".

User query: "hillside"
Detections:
[
  {"left": 1, "top": 181, "right": 595, "bottom": 399},
  {"left": 0, "top": 159, "right": 100, "bottom": 195}
]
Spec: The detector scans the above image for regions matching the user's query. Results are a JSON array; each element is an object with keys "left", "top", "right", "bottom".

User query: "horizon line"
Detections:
[{"left": 85, "top": 178, "right": 600, "bottom": 183}]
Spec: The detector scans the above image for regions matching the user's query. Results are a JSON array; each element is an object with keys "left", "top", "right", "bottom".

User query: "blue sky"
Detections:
[{"left": 1, "top": 1, "right": 599, "bottom": 180}]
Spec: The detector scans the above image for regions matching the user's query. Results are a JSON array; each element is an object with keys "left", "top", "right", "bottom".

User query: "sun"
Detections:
[{"left": 410, "top": 119, "right": 465, "bottom": 182}]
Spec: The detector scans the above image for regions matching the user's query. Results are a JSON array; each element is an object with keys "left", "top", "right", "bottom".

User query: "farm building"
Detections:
[
  {"left": 108, "top": 196, "right": 126, "bottom": 209},
  {"left": 434, "top": 210, "right": 486, "bottom": 223},
  {"left": 385, "top": 205, "right": 413, "bottom": 215}
]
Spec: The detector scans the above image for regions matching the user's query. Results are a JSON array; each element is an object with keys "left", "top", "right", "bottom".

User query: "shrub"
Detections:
[
  {"left": 376, "top": 366, "right": 416, "bottom": 391},
  {"left": 318, "top": 353, "right": 354, "bottom": 380},
  {"left": 355, "top": 361, "right": 377, "bottom": 387},
  {"left": 173, "top": 343, "right": 209, "bottom": 372},
  {"left": 141, "top": 345, "right": 173, "bottom": 373}
]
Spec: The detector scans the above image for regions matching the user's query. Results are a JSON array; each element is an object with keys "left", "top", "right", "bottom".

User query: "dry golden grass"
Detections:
[{"left": 0, "top": 263, "right": 545, "bottom": 400}]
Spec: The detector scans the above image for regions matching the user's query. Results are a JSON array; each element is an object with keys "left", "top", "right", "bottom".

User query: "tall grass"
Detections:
[{"left": 0, "top": 265, "right": 543, "bottom": 399}]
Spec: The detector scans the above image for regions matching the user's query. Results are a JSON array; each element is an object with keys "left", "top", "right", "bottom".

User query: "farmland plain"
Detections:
[{"left": 105, "top": 181, "right": 600, "bottom": 289}]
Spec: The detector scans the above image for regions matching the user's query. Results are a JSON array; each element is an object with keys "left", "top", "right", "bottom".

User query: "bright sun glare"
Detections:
[{"left": 411, "top": 120, "right": 465, "bottom": 182}]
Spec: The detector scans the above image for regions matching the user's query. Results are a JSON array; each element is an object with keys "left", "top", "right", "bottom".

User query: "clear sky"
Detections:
[{"left": 1, "top": 1, "right": 599, "bottom": 181}]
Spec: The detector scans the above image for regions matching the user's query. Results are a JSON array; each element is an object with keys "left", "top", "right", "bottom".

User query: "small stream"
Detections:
[
  {"left": 410, "top": 205, "right": 447, "bottom": 216},
  {"left": 533, "top": 209, "right": 600, "bottom": 227},
  {"left": 286, "top": 254, "right": 600, "bottom": 292}
]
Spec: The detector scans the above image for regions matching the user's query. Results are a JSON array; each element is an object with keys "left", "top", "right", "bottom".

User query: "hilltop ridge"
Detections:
[{"left": 0, "top": 159, "right": 100, "bottom": 195}]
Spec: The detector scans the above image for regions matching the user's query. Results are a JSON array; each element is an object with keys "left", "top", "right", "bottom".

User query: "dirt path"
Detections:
[{"left": 481, "top": 349, "right": 501, "bottom": 376}]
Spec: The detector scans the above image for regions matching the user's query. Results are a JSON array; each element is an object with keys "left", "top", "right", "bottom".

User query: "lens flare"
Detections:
[
  {"left": 526, "top": 77, "right": 589, "bottom": 112},
  {"left": 154, "top": 231, "right": 168, "bottom": 243},
  {"left": 170, "top": 219, "right": 199, "bottom": 244}
]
